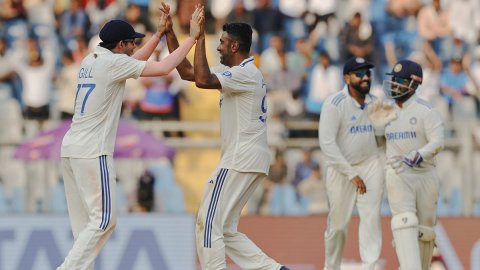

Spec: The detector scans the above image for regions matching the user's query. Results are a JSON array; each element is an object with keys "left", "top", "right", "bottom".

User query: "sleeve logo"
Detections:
[{"left": 222, "top": 71, "right": 232, "bottom": 78}]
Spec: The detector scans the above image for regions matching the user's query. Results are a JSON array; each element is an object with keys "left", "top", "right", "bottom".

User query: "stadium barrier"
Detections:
[
  {"left": 0, "top": 215, "right": 479, "bottom": 270},
  {"left": 0, "top": 215, "right": 195, "bottom": 270}
]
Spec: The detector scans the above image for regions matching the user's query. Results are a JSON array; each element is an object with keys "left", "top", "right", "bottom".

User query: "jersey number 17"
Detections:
[{"left": 75, "top": 83, "right": 96, "bottom": 115}]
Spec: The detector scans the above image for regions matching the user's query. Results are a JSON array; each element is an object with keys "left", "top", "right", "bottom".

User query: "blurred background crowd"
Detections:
[{"left": 0, "top": 0, "right": 479, "bottom": 217}]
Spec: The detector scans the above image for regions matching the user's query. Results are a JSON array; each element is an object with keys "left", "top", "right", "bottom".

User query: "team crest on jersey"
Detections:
[
  {"left": 409, "top": 117, "right": 417, "bottom": 125},
  {"left": 222, "top": 71, "right": 232, "bottom": 78},
  {"left": 350, "top": 115, "right": 357, "bottom": 121}
]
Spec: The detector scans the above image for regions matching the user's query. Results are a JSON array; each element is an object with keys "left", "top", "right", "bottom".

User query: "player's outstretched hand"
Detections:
[
  {"left": 367, "top": 99, "right": 397, "bottom": 135},
  {"left": 158, "top": 2, "right": 173, "bottom": 34},
  {"left": 351, "top": 176, "right": 366, "bottom": 194},
  {"left": 156, "top": 4, "right": 168, "bottom": 37},
  {"left": 190, "top": 5, "right": 205, "bottom": 40}
]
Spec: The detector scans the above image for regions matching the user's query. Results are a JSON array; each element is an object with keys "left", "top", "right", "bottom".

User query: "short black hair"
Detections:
[
  {"left": 222, "top": 22, "right": 252, "bottom": 53},
  {"left": 99, "top": 41, "right": 118, "bottom": 50}
]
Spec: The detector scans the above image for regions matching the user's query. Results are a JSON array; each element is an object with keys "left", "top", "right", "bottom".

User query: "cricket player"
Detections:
[
  {"left": 319, "top": 57, "right": 384, "bottom": 270},
  {"left": 57, "top": 8, "right": 204, "bottom": 270},
  {"left": 378, "top": 59, "right": 444, "bottom": 270},
  {"left": 159, "top": 3, "right": 289, "bottom": 270}
]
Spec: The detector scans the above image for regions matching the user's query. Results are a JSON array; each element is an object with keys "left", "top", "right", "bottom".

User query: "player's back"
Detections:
[{"left": 61, "top": 46, "right": 145, "bottom": 158}]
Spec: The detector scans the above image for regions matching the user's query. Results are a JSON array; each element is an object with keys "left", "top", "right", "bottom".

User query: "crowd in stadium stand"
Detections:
[{"left": 0, "top": 0, "right": 480, "bottom": 216}]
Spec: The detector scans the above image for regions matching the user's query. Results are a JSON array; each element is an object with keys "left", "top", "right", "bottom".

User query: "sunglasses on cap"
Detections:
[{"left": 350, "top": 69, "right": 371, "bottom": 78}]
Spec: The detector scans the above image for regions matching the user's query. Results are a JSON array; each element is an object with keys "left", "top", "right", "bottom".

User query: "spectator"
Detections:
[
  {"left": 253, "top": 0, "right": 283, "bottom": 52},
  {"left": 268, "top": 150, "right": 307, "bottom": 216},
  {"left": 440, "top": 57, "right": 470, "bottom": 112},
  {"left": 124, "top": 3, "right": 155, "bottom": 35},
  {"left": 305, "top": 51, "right": 342, "bottom": 119},
  {"left": 266, "top": 53, "right": 302, "bottom": 117},
  {"left": 126, "top": 0, "right": 151, "bottom": 31},
  {"left": 226, "top": 0, "right": 257, "bottom": 52},
  {"left": 467, "top": 46, "right": 480, "bottom": 99},
  {"left": 0, "top": 38, "right": 17, "bottom": 100},
  {"left": 304, "top": 0, "right": 340, "bottom": 61},
  {"left": 135, "top": 170, "right": 155, "bottom": 212},
  {"left": 448, "top": 0, "right": 479, "bottom": 48},
  {"left": 133, "top": 46, "right": 187, "bottom": 137},
  {"left": 383, "top": 0, "right": 421, "bottom": 70},
  {"left": 410, "top": 51, "right": 442, "bottom": 104},
  {"left": 267, "top": 149, "right": 288, "bottom": 184},
  {"left": 278, "top": 0, "right": 307, "bottom": 51},
  {"left": 225, "top": 0, "right": 254, "bottom": 26},
  {"left": 58, "top": 0, "right": 90, "bottom": 51},
  {"left": 340, "top": 12, "right": 375, "bottom": 62},
  {"left": 24, "top": 0, "right": 57, "bottom": 41},
  {"left": 297, "top": 163, "right": 328, "bottom": 215},
  {"left": 417, "top": 0, "right": 451, "bottom": 64},
  {"left": 15, "top": 37, "right": 55, "bottom": 133},
  {"left": 55, "top": 51, "right": 77, "bottom": 120},
  {"left": 286, "top": 37, "right": 318, "bottom": 96},
  {"left": 292, "top": 148, "right": 317, "bottom": 187},
  {"left": 1, "top": 0, "right": 28, "bottom": 48},
  {"left": 260, "top": 34, "right": 284, "bottom": 80},
  {"left": 85, "top": 0, "right": 121, "bottom": 35}
]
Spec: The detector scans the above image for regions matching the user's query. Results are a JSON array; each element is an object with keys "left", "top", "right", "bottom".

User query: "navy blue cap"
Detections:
[
  {"left": 343, "top": 57, "right": 375, "bottom": 74},
  {"left": 99, "top": 20, "right": 145, "bottom": 44},
  {"left": 386, "top": 59, "right": 423, "bottom": 83}
]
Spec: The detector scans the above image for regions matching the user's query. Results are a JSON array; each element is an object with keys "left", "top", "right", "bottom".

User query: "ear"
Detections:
[
  {"left": 343, "top": 74, "right": 350, "bottom": 84},
  {"left": 231, "top": 40, "right": 240, "bottom": 53},
  {"left": 115, "top": 40, "right": 129, "bottom": 49}
]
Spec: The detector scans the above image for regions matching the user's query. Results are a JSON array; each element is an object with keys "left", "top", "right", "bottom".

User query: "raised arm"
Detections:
[
  {"left": 161, "top": 2, "right": 195, "bottom": 81},
  {"left": 132, "top": 9, "right": 168, "bottom": 61},
  {"left": 193, "top": 7, "right": 222, "bottom": 90},
  {"left": 141, "top": 5, "right": 204, "bottom": 77}
]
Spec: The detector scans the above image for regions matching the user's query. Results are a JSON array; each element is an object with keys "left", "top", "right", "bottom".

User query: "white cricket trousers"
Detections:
[
  {"left": 324, "top": 158, "right": 384, "bottom": 270},
  {"left": 57, "top": 156, "right": 117, "bottom": 270},
  {"left": 196, "top": 168, "right": 283, "bottom": 270},
  {"left": 385, "top": 168, "right": 439, "bottom": 229}
]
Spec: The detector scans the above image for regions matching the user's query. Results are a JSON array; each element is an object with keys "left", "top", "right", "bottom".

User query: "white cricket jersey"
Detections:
[
  {"left": 319, "top": 86, "right": 379, "bottom": 179},
  {"left": 61, "top": 46, "right": 146, "bottom": 158},
  {"left": 211, "top": 57, "right": 271, "bottom": 174},
  {"left": 384, "top": 94, "right": 444, "bottom": 168}
]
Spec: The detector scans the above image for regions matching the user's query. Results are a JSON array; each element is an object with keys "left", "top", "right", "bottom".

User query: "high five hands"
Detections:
[
  {"left": 190, "top": 4, "right": 205, "bottom": 40},
  {"left": 158, "top": 2, "right": 204, "bottom": 40}
]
